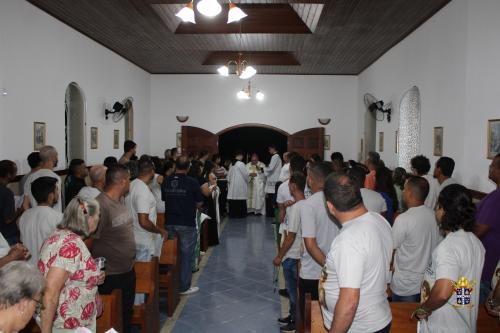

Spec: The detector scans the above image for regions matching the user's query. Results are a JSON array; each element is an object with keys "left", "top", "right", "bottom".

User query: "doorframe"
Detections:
[
  {"left": 65, "top": 82, "right": 87, "bottom": 166},
  {"left": 216, "top": 123, "right": 290, "bottom": 136}
]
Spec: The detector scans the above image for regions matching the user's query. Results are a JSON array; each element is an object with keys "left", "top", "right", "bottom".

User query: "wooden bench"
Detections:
[
  {"left": 131, "top": 257, "right": 160, "bottom": 333},
  {"left": 159, "top": 235, "right": 180, "bottom": 316},
  {"left": 478, "top": 305, "right": 500, "bottom": 332},
  {"left": 97, "top": 289, "right": 123, "bottom": 333}
]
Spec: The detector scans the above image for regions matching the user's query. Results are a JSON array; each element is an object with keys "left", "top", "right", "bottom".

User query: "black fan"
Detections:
[
  {"left": 363, "top": 93, "right": 392, "bottom": 122},
  {"left": 105, "top": 97, "right": 132, "bottom": 122}
]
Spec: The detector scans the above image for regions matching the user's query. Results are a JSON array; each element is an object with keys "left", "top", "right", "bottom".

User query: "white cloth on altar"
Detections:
[
  {"left": 227, "top": 160, "right": 250, "bottom": 200},
  {"left": 264, "top": 153, "right": 282, "bottom": 194},
  {"left": 246, "top": 162, "right": 266, "bottom": 214}
]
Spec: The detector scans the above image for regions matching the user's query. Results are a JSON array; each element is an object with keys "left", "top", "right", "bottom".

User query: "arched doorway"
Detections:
[
  {"left": 219, "top": 126, "right": 288, "bottom": 164},
  {"left": 65, "top": 82, "right": 86, "bottom": 165}
]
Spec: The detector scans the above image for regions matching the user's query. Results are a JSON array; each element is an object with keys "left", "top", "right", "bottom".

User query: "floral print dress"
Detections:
[{"left": 38, "top": 229, "right": 100, "bottom": 329}]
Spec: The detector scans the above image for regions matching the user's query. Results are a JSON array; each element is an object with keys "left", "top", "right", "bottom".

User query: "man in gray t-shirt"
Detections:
[{"left": 298, "top": 162, "right": 339, "bottom": 321}]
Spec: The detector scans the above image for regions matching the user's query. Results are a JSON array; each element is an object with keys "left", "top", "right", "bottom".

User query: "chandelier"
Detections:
[
  {"left": 237, "top": 81, "right": 264, "bottom": 101},
  {"left": 176, "top": 0, "right": 247, "bottom": 24},
  {"left": 217, "top": 52, "right": 257, "bottom": 79}
]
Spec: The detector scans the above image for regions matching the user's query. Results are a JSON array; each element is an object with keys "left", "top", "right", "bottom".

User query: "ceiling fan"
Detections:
[{"left": 363, "top": 93, "right": 392, "bottom": 122}]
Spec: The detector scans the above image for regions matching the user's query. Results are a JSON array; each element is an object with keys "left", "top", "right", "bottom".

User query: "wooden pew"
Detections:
[
  {"left": 478, "top": 305, "right": 500, "bottom": 333},
  {"left": 131, "top": 257, "right": 160, "bottom": 333},
  {"left": 159, "top": 236, "right": 180, "bottom": 316},
  {"left": 304, "top": 293, "right": 312, "bottom": 333},
  {"left": 389, "top": 302, "right": 418, "bottom": 332},
  {"left": 97, "top": 289, "right": 123, "bottom": 333},
  {"left": 311, "top": 298, "right": 326, "bottom": 333}
]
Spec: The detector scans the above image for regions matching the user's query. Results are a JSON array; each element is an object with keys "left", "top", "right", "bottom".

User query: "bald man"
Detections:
[{"left": 78, "top": 165, "right": 107, "bottom": 199}]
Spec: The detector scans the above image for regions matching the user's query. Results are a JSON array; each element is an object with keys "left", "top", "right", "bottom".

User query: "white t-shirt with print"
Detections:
[
  {"left": 19, "top": 206, "right": 62, "bottom": 266},
  {"left": 419, "top": 230, "right": 485, "bottom": 333},
  {"left": 360, "top": 188, "right": 387, "bottom": 213},
  {"left": 125, "top": 178, "right": 158, "bottom": 253},
  {"left": 299, "top": 191, "right": 339, "bottom": 280},
  {"left": 320, "top": 212, "right": 393, "bottom": 332},
  {"left": 284, "top": 200, "right": 304, "bottom": 260},
  {"left": 391, "top": 205, "right": 442, "bottom": 296}
]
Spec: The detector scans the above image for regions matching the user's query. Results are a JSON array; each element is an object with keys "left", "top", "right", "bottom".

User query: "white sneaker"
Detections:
[{"left": 179, "top": 286, "right": 199, "bottom": 295}]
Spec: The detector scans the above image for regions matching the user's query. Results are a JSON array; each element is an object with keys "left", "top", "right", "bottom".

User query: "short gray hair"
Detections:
[
  {"left": 0, "top": 261, "right": 45, "bottom": 308},
  {"left": 39, "top": 145, "right": 58, "bottom": 163},
  {"left": 89, "top": 165, "right": 107, "bottom": 184},
  {"left": 58, "top": 196, "right": 99, "bottom": 238}
]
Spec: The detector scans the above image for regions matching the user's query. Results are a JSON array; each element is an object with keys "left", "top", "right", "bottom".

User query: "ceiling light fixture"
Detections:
[
  {"left": 196, "top": 0, "right": 222, "bottom": 18},
  {"left": 217, "top": 53, "right": 257, "bottom": 80},
  {"left": 227, "top": 2, "right": 247, "bottom": 23},
  {"left": 175, "top": 0, "right": 196, "bottom": 23},
  {"left": 236, "top": 81, "right": 264, "bottom": 101}
]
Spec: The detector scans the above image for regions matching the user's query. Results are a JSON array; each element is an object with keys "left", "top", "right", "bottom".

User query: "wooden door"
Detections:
[
  {"left": 181, "top": 126, "right": 218, "bottom": 156},
  {"left": 288, "top": 127, "right": 325, "bottom": 160}
]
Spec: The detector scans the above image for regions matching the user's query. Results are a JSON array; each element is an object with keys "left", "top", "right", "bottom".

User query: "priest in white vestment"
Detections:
[
  {"left": 246, "top": 153, "right": 266, "bottom": 215},
  {"left": 263, "top": 145, "right": 282, "bottom": 217},
  {"left": 227, "top": 150, "right": 250, "bottom": 218}
]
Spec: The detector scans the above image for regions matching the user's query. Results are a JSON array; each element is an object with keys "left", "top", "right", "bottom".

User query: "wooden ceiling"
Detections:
[{"left": 27, "top": 0, "right": 451, "bottom": 75}]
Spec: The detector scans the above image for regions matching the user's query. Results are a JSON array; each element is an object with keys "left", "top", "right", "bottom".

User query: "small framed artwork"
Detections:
[
  {"left": 324, "top": 135, "right": 331, "bottom": 150},
  {"left": 487, "top": 119, "right": 500, "bottom": 159},
  {"left": 394, "top": 130, "right": 399, "bottom": 154},
  {"left": 33, "top": 122, "right": 46, "bottom": 150},
  {"left": 433, "top": 127, "right": 443, "bottom": 156},
  {"left": 379, "top": 132, "right": 384, "bottom": 152},
  {"left": 90, "top": 127, "right": 98, "bottom": 149},
  {"left": 113, "top": 129, "right": 120, "bottom": 149},
  {"left": 176, "top": 132, "right": 182, "bottom": 148}
]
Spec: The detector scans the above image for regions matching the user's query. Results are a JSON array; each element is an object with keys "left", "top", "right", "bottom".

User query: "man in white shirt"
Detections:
[
  {"left": 348, "top": 166, "right": 387, "bottom": 214},
  {"left": 78, "top": 165, "right": 107, "bottom": 199},
  {"left": 279, "top": 152, "right": 291, "bottom": 182},
  {"left": 391, "top": 176, "right": 441, "bottom": 302},
  {"left": 125, "top": 159, "right": 168, "bottom": 261},
  {"left": 273, "top": 172, "right": 307, "bottom": 333},
  {"left": 299, "top": 162, "right": 339, "bottom": 321},
  {"left": 227, "top": 150, "right": 250, "bottom": 218},
  {"left": 23, "top": 145, "right": 62, "bottom": 212},
  {"left": 19, "top": 177, "right": 62, "bottom": 266},
  {"left": 433, "top": 157, "right": 458, "bottom": 200},
  {"left": 321, "top": 172, "right": 393, "bottom": 333},
  {"left": 411, "top": 155, "right": 439, "bottom": 210},
  {"left": 264, "top": 145, "right": 282, "bottom": 217}
]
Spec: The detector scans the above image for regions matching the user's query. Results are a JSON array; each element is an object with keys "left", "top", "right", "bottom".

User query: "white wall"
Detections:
[
  {"left": 150, "top": 75, "right": 359, "bottom": 160},
  {"left": 358, "top": 0, "right": 498, "bottom": 193},
  {"left": 0, "top": 0, "right": 151, "bottom": 173}
]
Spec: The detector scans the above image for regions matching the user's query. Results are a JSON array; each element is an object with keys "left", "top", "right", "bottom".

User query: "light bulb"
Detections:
[
  {"left": 228, "top": 3, "right": 247, "bottom": 23},
  {"left": 217, "top": 65, "right": 229, "bottom": 76},
  {"left": 239, "top": 66, "right": 257, "bottom": 79},
  {"left": 175, "top": 2, "right": 196, "bottom": 23},
  {"left": 256, "top": 91, "right": 264, "bottom": 101},
  {"left": 197, "top": 0, "right": 222, "bottom": 17}
]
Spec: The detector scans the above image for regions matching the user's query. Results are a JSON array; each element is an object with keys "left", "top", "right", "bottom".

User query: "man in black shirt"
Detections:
[
  {"left": 0, "top": 160, "right": 25, "bottom": 245},
  {"left": 162, "top": 156, "right": 203, "bottom": 295},
  {"left": 64, "top": 158, "right": 87, "bottom": 206}
]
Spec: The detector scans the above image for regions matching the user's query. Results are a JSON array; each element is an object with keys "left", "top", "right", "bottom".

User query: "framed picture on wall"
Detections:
[
  {"left": 395, "top": 130, "right": 398, "bottom": 154},
  {"left": 379, "top": 132, "right": 384, "bottom": 152},
  {"left": 487, "top": 119, "right": 500, "bottom": 159},
  {"left": 90, "top": 127, "right": 98, "bottom": 149},
  {"left": 324, "top": 135, "right": 331, "bottom": 150},
  {"left": 433, "top": 127, "right": 443, "bottom": 156},
  {"left": 113, "top": 129, "right": 120, "bottom": 149},
  {"left": 33, "top": 122, "right": 46, "bottom": 150},
  {"left": 176, "top": 133, "right": 182, "bottom": 148}
]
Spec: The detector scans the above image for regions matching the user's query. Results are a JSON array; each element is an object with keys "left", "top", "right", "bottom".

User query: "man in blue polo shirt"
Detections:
[{"left": 162, "top": 155, "right": 203, "bottom": 295}]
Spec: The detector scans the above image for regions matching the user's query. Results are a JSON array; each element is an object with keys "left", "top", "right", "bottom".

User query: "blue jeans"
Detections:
[
  {"left": 167, "top": 225, "right": 197, "bottom": 292},
  {"left": 392, "top": 293, "right": 420, "bottom": 303},
  {"left": 282, "top": 258, "right": 299, "bottom": 322}
]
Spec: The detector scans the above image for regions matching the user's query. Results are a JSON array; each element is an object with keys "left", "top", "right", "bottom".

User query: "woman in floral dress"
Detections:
[{"left": 38, "top": 196, "right": 104, "bottom": 332}]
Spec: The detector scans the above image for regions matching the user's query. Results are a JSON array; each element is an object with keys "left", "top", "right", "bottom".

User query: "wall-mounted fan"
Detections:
[
  {"left": 363, "top": 93, "right": 392, "bottom": 122},
  {"left": 105, "top": 97, "right": 133, "bottom": 122}
]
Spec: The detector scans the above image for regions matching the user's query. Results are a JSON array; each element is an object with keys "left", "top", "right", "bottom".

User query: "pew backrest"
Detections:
[{"left": 97, "top": 289, "right": 123, "bottom": 333}]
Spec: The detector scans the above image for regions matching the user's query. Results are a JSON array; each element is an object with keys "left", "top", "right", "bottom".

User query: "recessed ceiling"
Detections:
[{"left": 26, "top": 0, "right": 451, "bottom": 75}]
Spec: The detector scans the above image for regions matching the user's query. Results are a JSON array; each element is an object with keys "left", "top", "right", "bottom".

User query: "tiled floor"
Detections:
[{"left": 171, "top": 215, "right": 283, "bottom": 333}]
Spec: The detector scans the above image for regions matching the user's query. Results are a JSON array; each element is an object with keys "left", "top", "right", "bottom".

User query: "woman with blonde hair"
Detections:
[
  {"left": 38, "top": 196, "right": 104, "bottom": 332},
  {"left": 0, "top": 261, "right": 45, "bottom": 333}
]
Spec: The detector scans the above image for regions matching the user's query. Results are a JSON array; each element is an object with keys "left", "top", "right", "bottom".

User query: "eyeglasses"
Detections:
[{"left": 32, "top": 296, "right": 45, "bottom": 315}]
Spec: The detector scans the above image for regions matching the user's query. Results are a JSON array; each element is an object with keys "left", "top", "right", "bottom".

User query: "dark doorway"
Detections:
[{"left": 219, "top": 127, "right": 288, "bottom": 164}]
